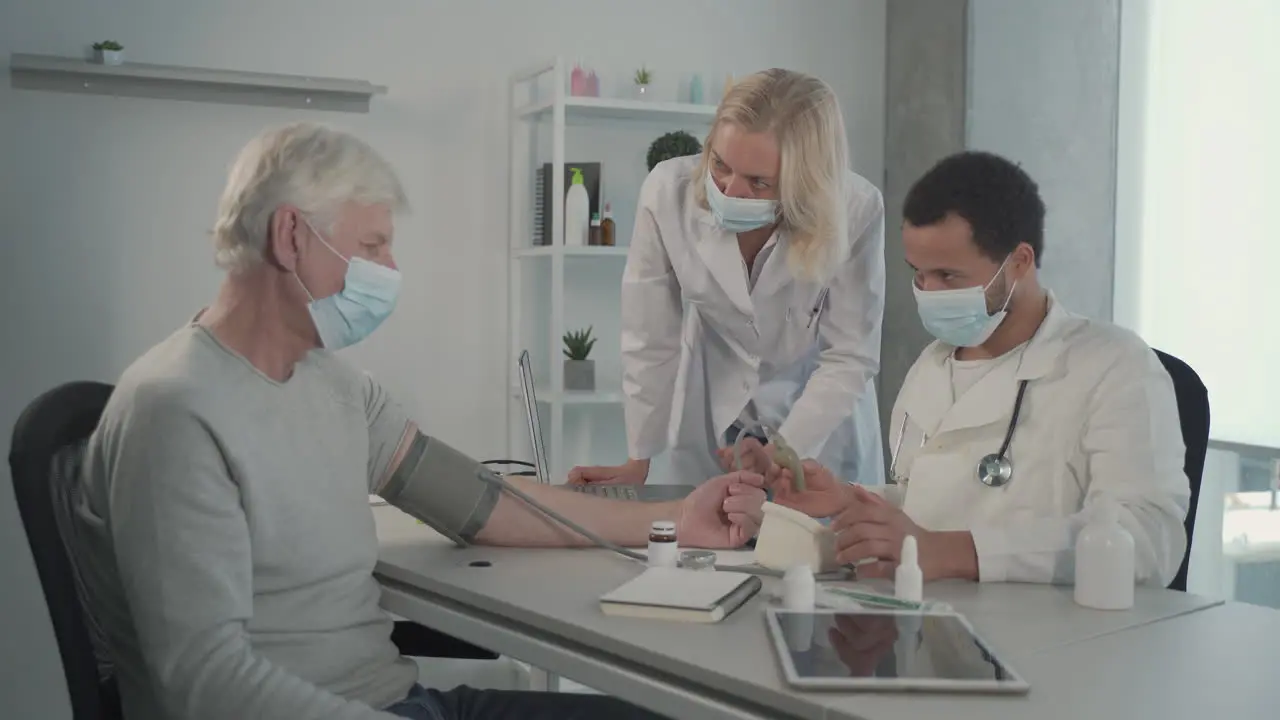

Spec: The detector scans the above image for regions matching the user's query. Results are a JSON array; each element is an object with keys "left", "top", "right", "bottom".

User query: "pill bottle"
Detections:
[{"left": 647, "top": 521, "right": 679, "bottom": 568}]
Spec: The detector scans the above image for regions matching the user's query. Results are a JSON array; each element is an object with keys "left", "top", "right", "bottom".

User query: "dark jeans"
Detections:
[{"left": 385, "top": 683, "right": 670, "bottom": 720}]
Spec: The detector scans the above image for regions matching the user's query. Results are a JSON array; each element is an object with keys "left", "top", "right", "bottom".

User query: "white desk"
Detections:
[
  {"left": 374, "top": 506, "right": 1229, "bottom": 720},
  {"left": 820, "top": 600, "right": 1277, "bottom": 720}
]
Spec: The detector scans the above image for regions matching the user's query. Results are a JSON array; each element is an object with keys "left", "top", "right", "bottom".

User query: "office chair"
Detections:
[
  {"left": 9, "top": 382, "right": 498, "bottom": 720},
  {"left": 9, "top": 381, "right": 121, "bottom": 720},
  {"left": 1153, "top": 349, "right": 1210, "bottom": 592}
]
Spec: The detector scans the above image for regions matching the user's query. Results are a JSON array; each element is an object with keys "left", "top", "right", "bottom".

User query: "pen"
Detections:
[{"left": 807, "top": 287, "right": 829, "bottom": 328}]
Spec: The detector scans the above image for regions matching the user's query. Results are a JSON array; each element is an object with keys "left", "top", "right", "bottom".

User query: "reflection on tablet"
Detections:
[{"left": 762, "top": 604, "right": 1024, "bottom": 691}]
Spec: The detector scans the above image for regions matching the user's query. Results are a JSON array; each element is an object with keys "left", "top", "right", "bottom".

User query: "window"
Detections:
[{"left": 1116, "top": 0, "right": 1280, "bottom": 606}]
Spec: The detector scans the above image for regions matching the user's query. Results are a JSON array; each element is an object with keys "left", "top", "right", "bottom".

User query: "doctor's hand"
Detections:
[
  {"left": 676, "top": 471, "right": 767, "bottom": 549},
  {"left": 567, "top": 458, "right": 649, "bottom": 486},
  {"left": 831, "top": 486, "right": 933, "bottom": 579},
  {"left": 715, "top": 436, "right": 773, "bottom": 474},
  {"left": 767, "top": 460, "right": 853, "bottom": 519}
]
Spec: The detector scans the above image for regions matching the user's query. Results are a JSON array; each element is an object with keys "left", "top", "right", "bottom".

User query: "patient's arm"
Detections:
[
  {"left": 373, "top": 422, "right": 682, "bottom": 548},
  {"left": 474, "top": 474, "right": 678, "bottom": 547}
]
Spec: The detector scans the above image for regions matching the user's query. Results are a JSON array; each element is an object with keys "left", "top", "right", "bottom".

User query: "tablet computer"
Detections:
[{"left": 763, "top": 607, "right": 1030, "bottom": 694}]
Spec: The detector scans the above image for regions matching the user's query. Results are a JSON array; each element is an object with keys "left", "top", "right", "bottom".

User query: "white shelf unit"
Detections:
[{"left": 505, "top": 58, "right": 715, "bottom": 482}]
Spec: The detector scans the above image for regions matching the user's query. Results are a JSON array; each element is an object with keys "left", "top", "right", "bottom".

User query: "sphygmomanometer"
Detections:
[{"left": 374, "top": 430, "right": 824, "bottom": 577}]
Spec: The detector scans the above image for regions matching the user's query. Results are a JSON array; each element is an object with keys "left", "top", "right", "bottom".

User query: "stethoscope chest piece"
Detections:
[
  {"left": 977, "top": 453, "right": 1013, "bottom": 487},
  {"left": 974, "top": 379, "right": 1030, "bottom": 488}
]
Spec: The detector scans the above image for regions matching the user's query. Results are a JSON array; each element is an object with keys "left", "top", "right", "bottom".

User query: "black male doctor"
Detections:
[{"left": 767, "top": 151, "right": 1190, "bottom": 586}]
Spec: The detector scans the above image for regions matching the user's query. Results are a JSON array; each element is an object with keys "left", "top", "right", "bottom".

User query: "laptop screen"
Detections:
[{"left": 517, "top": 351, "right": 549, "bottom": 484}]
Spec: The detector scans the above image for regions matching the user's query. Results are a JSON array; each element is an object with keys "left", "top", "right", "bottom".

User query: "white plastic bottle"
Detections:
[
  {"left": 783, "top": 564, "right": 816, "bottom": 610},
  {"left": 895, "top": 535, "right": 923, "bottom": 603},
  {"left": 563, "top": 167, "right": 589, "bottom": 246},
  {"left": 1074, "top": 502, "right": 1136, "bottom": 610}
]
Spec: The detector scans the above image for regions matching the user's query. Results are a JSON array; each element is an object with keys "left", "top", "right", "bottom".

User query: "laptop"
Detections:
[{"left": 516, "top": 350, "right": 697, "bottom": 502}]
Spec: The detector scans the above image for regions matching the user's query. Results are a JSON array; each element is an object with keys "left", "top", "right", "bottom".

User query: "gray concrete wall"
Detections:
[
  {"left": 967, "top": 0, "right": 1122, "bottom": 321},
  {"left": 880, "top": 0, "right": 971, "bottom": 459},
  {"left": 878, "top": 0, "right": 1123, "bottom": 465}
]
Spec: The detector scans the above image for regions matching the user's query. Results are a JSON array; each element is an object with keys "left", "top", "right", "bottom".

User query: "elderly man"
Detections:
[{"left": 69, "top": 122, "right": 766, "bottom": 720}]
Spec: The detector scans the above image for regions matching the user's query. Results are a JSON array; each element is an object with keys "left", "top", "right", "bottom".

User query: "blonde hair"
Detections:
[
  {"left": 693, "top": 69, "right": 850, "bottom": 282},
  {"left": 212, "top": 122, "right": 408, "bottom": 272}
]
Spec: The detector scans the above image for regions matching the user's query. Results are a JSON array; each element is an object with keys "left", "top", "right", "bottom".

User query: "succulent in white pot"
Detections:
[
  {"left": 562, "top": 326, "right": 597, "bottom": 392},
  {"left": 92, "top": 40, "right": 124, "bottom": 66},
  {"left": 632, "top": 66, "right": 652, "bottom": 100}
]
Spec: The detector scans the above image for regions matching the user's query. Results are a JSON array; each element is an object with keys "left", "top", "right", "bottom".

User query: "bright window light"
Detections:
[{"left": 1119, "top": 0, "right": 1280, "bottom": 448}]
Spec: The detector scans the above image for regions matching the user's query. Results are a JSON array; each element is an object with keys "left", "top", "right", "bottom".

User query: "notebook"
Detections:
[{"left": 599, "top": 566, "right": 763, "bottom": 623}]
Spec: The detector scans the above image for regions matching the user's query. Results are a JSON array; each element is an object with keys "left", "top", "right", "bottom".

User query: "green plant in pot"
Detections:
[
  {"left": 92, "top": 40, "right": 125, "bottom": 66},
  {"left": 633, "top": 65, "right": 653, "bottom": 100},
  {"left": 563, "top": 326, "right": 597, "bottom": 392},
  {"left": 647, "top": 131, "right": 703, "bottom": 172}
]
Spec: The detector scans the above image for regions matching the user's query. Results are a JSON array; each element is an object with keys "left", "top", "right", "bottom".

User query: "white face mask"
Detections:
[
  {"left": 912, "top": 256, "right": 1015, "bottom": 347},
  {"left": 704, "top": 171, "right": 778, "bottom": 233},
  {"left": 294, "top": 219, "right": 401, "bottom": 350}
]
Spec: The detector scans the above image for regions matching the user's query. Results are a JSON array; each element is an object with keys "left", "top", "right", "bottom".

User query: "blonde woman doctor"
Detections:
[{"left": 569, "top": 69, "right": 886, "bottom": 490}]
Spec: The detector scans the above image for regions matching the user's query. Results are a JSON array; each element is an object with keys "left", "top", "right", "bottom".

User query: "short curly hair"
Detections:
[{"left": 903, "top": 151, "right": 1045, "bottom": 267}]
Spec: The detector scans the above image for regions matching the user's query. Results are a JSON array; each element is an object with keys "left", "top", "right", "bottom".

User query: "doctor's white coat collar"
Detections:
[
  {"left": 691, "top": 194, "right": 793, "bottom": 315},
  {"left": 898, "top": 290, "right": 1077, "bottom": 438}
]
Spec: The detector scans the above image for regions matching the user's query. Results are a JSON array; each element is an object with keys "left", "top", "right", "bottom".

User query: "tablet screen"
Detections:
[{"left": 770, "top": 610, "right": 1018, "bottom": 684}]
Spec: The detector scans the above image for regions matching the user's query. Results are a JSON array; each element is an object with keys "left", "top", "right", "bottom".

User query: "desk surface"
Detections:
[
  {"left": 820, "top": 600, "right": 1278, "bottom": 720},
  {"left": 374, "top": 506, "right": 1226, "bottom": 720}
]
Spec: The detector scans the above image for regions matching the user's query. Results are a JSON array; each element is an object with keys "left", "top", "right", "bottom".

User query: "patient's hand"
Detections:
[
  {"left": 677, "top": 471, "right": 767, "bottom": 548},
  {"left": 768, "top": 460, "right": 851, "bottom": 519}
]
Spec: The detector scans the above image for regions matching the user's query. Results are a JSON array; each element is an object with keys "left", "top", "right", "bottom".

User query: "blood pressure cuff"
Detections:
[{"left": 376, "top": 432, "right": 502, "bottom": 547}]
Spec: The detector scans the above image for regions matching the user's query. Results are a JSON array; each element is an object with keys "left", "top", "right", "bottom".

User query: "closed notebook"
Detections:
[{"left": 599, "top": 567, "right": 763, "bottom": 623}]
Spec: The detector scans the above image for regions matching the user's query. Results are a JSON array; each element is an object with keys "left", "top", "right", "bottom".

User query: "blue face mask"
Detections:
[
  {"left": 295, "top": 222, "right": 401, "bottom": 350},
  {"left": 912, "top": 257, "right": 1015, "bottom": 348},
  {"left": 704, "top": 171, "right": 778, "bottom": 233}
]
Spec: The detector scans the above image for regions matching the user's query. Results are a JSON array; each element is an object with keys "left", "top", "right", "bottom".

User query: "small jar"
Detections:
[
  {"left": 647, "top": 520, "right": 679, "bottom": 568},
  {"left": 680, "top": 550, "right": 717, "bottom": 572}
]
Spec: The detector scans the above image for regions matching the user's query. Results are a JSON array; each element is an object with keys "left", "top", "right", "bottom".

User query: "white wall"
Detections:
[{"left": 0, "top": 0, "right": 886, "bottom": 715}]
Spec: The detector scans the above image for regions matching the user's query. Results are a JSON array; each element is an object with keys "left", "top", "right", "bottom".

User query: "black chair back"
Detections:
[
  {"left": 8, "top": 381, "right": 120, "bottom": 719},
  {"left": 1153, "top": 350, "right": 1210, "bottom": 592}
]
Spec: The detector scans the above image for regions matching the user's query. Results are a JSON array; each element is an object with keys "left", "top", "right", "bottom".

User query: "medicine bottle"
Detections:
[
  {"left": 647, "top": 520, "right": 679, "bottom": 568},
  {"left": 1074, "top": 502, "right": 1135, "bottom": 610}
]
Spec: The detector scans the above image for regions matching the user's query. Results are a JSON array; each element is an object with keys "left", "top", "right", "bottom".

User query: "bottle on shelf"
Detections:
[
  {"left": 600, "top": 202, "right": 616, "bottom": 246},
  {"left": 588, "top": 212, "right": 602, "bottom": 246},
  {"left": 564, "top": 167, "right": 590, "bottom": 246},
  {"left": 689, "top": 74, "right": 704, "bottom": 104},
  {"left": 570, "top": 60, "right": 586, "bottom": 97}
]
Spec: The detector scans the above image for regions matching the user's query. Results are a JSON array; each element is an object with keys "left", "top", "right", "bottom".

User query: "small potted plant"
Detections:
[
  {"left": 647, "top": 130, "right": 703, "bottom": 171},
  {"left": 92, "top": 41, "right": 124, "bottom": 66},
  {"left": 563, "top": 326, "right": 597, "bottom": 392},
  {"left": 633, "top": 66, "right": 652, "bottom": 100}
]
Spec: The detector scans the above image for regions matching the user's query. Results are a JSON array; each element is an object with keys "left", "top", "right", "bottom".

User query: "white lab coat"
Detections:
[
  {"left": 621, "top": 156, "right": 886, "bottom": 487},
  {"left": 886, "top": 291, "right": 1190, "bottom": 586}
]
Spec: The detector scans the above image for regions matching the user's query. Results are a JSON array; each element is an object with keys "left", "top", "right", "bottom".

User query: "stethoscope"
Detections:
[{"left": 888, "top": 379, "right": 1030, "bottom": 488}]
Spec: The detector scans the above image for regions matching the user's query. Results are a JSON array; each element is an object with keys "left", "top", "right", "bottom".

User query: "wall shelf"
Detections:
[
  {"left": 516, "top": 95, "right": 717, "bottom": 125},
  {"left": 512, "top": 245, "right": 630, "bottom": 259},
  {"left": 8, "top": 53, "right": 387, "bottom": 113}
]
